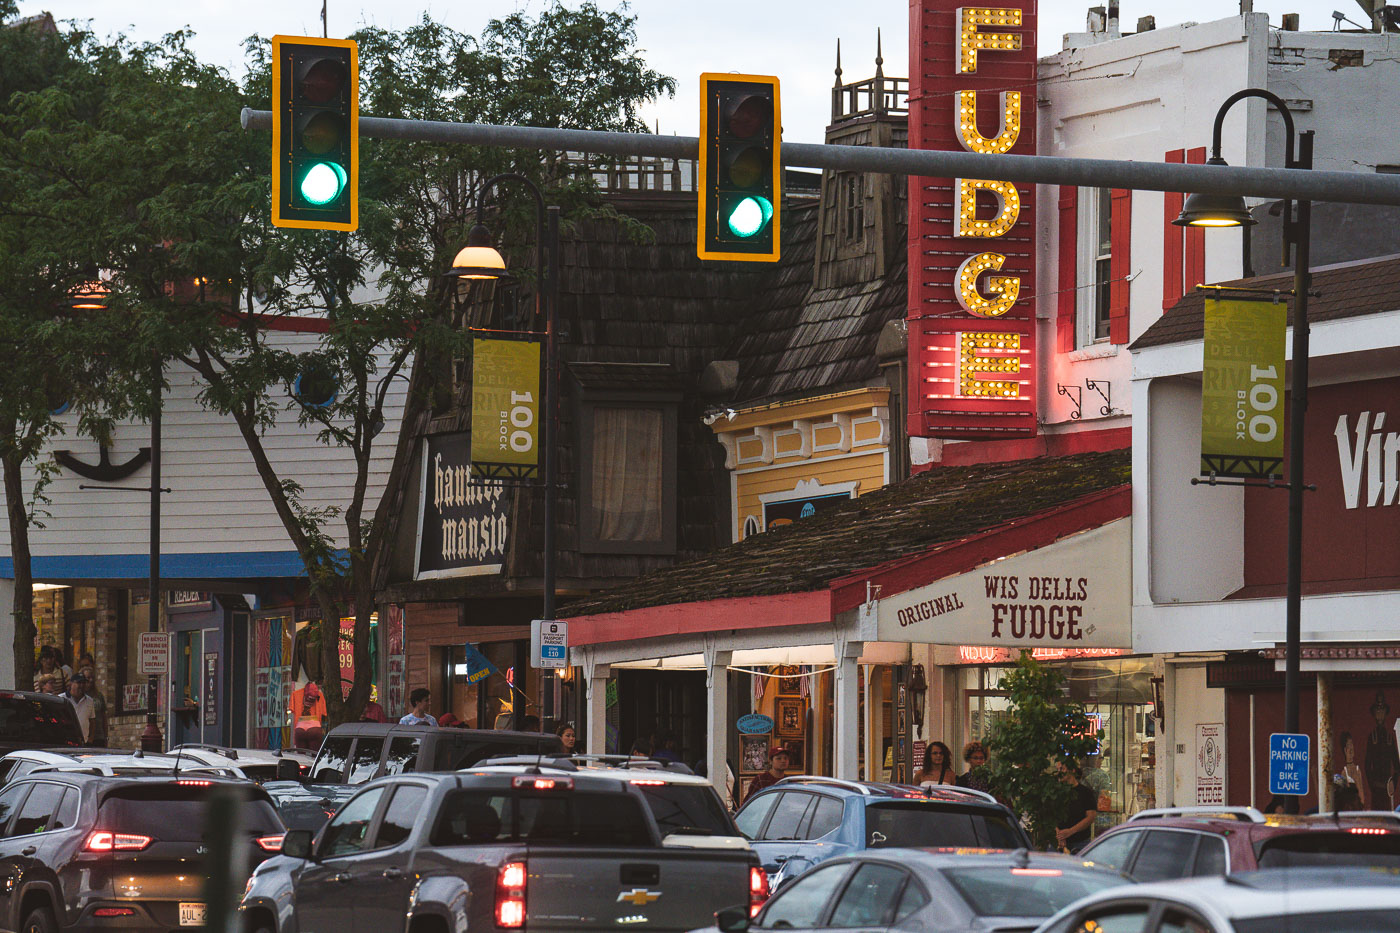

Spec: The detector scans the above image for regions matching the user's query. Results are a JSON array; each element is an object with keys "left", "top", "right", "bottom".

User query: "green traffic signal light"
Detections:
[
  {"left": 698, "top": 73, "right": 781, "bottom": 262},
  {"left": 271, "top": 36, "right": 359, "bottom": 231},
  {"left": 299, "top": 162, "right": 348, "bottom": 205},
  {"left": 727, "top": 195, "right": 773, "bottom": 238}
]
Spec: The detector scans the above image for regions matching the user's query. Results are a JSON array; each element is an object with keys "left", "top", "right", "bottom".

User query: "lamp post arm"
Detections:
[{"left": 1210, "top": 88, "right": 1296, "bottom": 168}]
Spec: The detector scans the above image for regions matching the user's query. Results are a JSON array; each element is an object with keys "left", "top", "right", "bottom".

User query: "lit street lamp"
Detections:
[
  {"left": 1175, "top": 89, "right": 1313, "bottom": 813},
  {"left": 447, "top": 174, "right": 561, "bottom": 723}
]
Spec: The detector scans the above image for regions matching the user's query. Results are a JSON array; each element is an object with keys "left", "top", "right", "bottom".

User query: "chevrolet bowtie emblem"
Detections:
[{"left": 616, "top": 888, "right": 661, "bottom": 906}]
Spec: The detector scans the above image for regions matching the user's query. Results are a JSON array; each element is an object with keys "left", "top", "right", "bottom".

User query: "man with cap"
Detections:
[
  {"left": 65, "top": 673, "right": 96, "bottom": 744},
  {"left": 745, "top": 745, "right": 791, "bottom": 804}
]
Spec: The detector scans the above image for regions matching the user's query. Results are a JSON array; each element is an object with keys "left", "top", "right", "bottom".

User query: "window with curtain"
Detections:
[{"left": 590, "top": 406, "right": 663, "bottom": 542}]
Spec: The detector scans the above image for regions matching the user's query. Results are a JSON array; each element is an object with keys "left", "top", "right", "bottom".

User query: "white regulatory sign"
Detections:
[
  {"left": 139, "top": 632, "right": 168, "bottom": 675},
  {"left": 530, "top": 619, "right": 569, "bottom": 669}
]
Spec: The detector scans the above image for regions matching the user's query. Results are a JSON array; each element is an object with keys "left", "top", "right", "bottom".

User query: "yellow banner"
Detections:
[
  {"left": 470, "top": 338, "right": 541, "bottom": 479},
  {"left": 1201, "top": 297, "right": 1286, "bottom": 478}
]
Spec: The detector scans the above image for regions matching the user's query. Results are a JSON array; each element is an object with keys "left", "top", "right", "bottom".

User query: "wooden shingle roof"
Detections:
[
  {"left": 1132, "top": 254, "right": 1400, "bottom": 351},
  {"left": 563, "top": 448, "right": 1130, "bottom": 617}
]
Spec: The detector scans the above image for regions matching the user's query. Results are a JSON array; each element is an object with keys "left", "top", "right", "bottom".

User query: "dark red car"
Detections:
[{"left": 1078, "top": 805, "right": 1400, "bottom": 880}]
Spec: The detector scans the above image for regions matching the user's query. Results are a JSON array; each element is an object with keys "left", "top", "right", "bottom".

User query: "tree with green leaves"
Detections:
[{"left": 984, "top": 651, "right": 1103, "bottom": 850}]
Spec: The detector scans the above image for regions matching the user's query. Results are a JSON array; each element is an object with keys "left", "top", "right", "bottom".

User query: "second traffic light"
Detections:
[
  {"left": 698, "top": 73, "right": 780, "bottom": 262},
  {"left": 271, "top": 36, "right": 358, "bottom": 231}
]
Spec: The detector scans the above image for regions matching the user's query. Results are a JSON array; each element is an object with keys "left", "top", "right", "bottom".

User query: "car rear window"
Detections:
[
  {"left": 430, "top": 789, "right": 652, "bottom": 847},
  {"left": 943, "top": 866, "right": 1131, "bottom": 917},
  {"left": 1256, "top": 831, "right": 1400, "bottom": 867},
  {"left": 1233, "top": 910, "right": 1400, "bottom": 933},
  {"left": 633, "top": 782, "right": 734, "bottom": 837},
  {"left": 98, "top": 786, "right": 283, "bottom": 841},
  {"left": 0, "top": 696, "right": 82, "bottom": 746},
  {"left": 865, "top": 803, "right": 1024, "bottom": 849}
]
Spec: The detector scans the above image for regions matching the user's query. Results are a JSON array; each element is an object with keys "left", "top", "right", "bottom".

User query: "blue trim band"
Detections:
[{"left": 0, "top": 550, "right": 320, "bottom": 580}]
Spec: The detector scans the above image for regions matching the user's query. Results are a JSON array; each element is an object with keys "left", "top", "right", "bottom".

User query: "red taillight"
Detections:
[
  {"left": 177, "top": 779, "right": 213, "bottom": 787},
  {"left": 749, "top": 866, "right": 770, "bottom": 917},
  {"left": 93, "top": 908, "right": 136, "bottom": 917},
  {"left": 256, "top": 834, "right": 285, "bottom": 852},
  {"left": 85, "top": 831, "right": 152, "bottom": 852},
  {"left": 511, "top": 776, "right": 572, "bottom": 791},
  {"left": 1011, "top": 868, "right": 1064, "bottom": 876},
  {"left": 496, "top": 861, "right": 527, "bottom": 928},
  {"left": 1350, "top": 827, "right": 1389, "bottom": 835},
  {"left": 630, "top": 779, "right": 666, "bottom": 786}
]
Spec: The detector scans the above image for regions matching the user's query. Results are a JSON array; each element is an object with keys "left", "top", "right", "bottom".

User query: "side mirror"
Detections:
[
  {"left": 280, "top": 829, "right": 316, "bottom": 860},
  {"left": 715, "top": 905, "right": 751, "bottom": 933},
  {"left": 276, "top": 758, "right": 301, "bottom": 781}
]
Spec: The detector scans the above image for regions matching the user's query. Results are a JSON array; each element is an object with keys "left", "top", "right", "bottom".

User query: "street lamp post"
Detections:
[
  {"left": 448, "top": 174, "right": 561, "bottom": 724},
  {"left": 1176, "top": 89, "right": 1312, "bottom": 813}
]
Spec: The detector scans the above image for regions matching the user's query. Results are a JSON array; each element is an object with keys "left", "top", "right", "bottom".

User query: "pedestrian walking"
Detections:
[
  {"left": 957, "top": 741, "right": 992, "bottom": 793},
  {"left": 1054, "top": 759, "right": 1098, "bottom": 852},
  {"left": 555, "top": 722, "right": 578, "bottom": 755},
  {"left": 77, "top": 658, "right": 108, "bottom": 746},
  {"left": 399, "top": 688, "right": 438, "bottom": 726},
  {"left": 745, "top": 746, "right": 790, "bottom": 803},
  {"left": 65, "top": 673, "right": 96, "bottom": 744},
  {"left": 917, "top": 741, "right": 958, "bottom": 787}
]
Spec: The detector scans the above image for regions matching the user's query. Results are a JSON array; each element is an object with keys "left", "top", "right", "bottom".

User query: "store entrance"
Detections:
[{"left": 616, "top": 670, "right": 706, "bottom": 767}]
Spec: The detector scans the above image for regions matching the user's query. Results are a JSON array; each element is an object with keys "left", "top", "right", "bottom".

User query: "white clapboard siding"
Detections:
[{"left": 0, "top": 329, "right": 412, "bottom": 566}]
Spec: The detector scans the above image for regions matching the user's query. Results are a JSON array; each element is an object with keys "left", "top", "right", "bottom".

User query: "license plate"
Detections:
[{"left": 180, "top": 902, "right": 207, "bottom": 926}]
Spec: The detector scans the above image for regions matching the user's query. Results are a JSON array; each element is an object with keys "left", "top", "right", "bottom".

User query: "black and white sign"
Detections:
[
  {"left": 530, "top": 619, "right": 568, "bottom": 669},
  {"left": 415, "top": 432, "right": 510, "bottom": 579}
]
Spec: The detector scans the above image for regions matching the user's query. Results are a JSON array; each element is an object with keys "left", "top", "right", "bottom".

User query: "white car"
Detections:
[
  {"left": 169, "top": 743, "right": 311, "bottom": 781},
  {"left": 0, "top": 748, "right": 195, "bottom": 783},
  {"left": 1034, "top": 866, "right": 1400, "bottom": 933}
]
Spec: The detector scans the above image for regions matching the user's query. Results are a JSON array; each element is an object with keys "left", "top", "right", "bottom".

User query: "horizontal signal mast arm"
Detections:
[{"left": 241, "top": 107, "right": 1400, "bottom": 207}]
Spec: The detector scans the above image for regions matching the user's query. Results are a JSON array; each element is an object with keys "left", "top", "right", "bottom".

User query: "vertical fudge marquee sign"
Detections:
[{"left": 908, "top": 1, "right": 1038, "bottom": 438}]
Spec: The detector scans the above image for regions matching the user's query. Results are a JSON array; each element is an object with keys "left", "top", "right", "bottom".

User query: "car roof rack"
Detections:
[
  {"left": 1316, "top": 810, "right": 1400, "bottom": 823},
  {"left": 775, "top": 776, "right": 873, "bottom": 796},
  {"left": 478, "top": 756, "right": 580, "bottom": 772},
  {"left": 566, "top": 755, "right": 694, "bottom": 774},
  {"left": 1129, "top": 806, "right": 1265, "bottom": 823},
  {"left": 920, "top": 784, "right": 1000, "bottom": 805}
]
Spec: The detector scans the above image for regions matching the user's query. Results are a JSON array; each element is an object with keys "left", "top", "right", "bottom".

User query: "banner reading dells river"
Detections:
[
  {"left": 470, "top": 338, "right": 541, "bottom": 480},
  {"left": 1200, "top": 297, "right": 1286, "bottom": 478}
]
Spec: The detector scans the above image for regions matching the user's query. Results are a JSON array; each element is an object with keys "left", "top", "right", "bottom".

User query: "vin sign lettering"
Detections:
[{"left": 415, "top": 432, "right": 509, "bottom": 580}]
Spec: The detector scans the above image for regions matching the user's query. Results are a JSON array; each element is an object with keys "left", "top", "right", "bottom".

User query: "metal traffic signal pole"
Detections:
[{"left": 241, "top": 108, "right": 1400, "bottom": 208}]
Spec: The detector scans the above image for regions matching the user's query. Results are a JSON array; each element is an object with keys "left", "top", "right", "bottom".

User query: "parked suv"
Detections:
[
  {"left": 733, "top": 778, "right": 1030, "bottom": 886},
  {"left": 307, "top": 722, "right": 562, "bottom": 784},
  {"left": 0, "top": 691, "right": 83, "bottom": 755},
  {"left": 1077, "top": 805, "right": 1400, "bottom": 880},
  {"left": 0, "top": 772, "right": 285, "bottom": 932},
  {"left": 0, "top": 749, "right": 193, "bottom": 785}
]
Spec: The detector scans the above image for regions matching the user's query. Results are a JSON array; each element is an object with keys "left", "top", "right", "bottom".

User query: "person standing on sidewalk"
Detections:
[
  {"left": 745, "top": 746, "right": 791, "bottom": 803},
  {"left": 399, "top": 688, "right": 438, "bottom": 726}
]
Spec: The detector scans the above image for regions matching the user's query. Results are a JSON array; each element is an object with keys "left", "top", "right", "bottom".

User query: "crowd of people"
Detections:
[{"left": 34, "top": 645, "right": 105, "bottom": 746}]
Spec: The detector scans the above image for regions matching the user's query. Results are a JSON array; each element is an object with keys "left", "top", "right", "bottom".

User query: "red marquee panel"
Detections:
[{"left": 908, "top": 1, "right": 1039, "bottom": 439}]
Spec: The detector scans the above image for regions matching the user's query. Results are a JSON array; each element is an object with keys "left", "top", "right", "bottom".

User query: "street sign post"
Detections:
[
  {"left": 139, "top": 632, "right": 168, "bottom": 676},
  {"left": 1268, "top": 732, "right": 1310, "bottom": 796},
  {"left": 530, "top": 619, "right": 568, "bottom": 669}
]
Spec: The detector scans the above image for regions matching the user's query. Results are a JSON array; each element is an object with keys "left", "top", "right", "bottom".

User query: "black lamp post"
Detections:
[
  {"left": 1175, "top": 89, "right": 1312, "bottom": 813},
  {"left": 447, "top": 174, "right": 561, "bottom": 723}
]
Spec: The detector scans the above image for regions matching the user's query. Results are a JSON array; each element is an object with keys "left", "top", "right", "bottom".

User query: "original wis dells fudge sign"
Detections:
[
  {"left": 415, "top": 432, "right": 510, "bottom": 580},
  {"left": 875, "top": 519, "right": 1130, "bottom": 647}
]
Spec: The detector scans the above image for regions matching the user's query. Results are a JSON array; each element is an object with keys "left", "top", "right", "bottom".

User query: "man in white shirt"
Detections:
[
  {"left": 398, "top": 688, "right": 438, "bottom": 727},
  {"left": 66, "top": 673, "right": 96, "bottom": 744}
]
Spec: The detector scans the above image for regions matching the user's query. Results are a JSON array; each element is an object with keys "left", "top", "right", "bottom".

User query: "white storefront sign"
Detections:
[
  {"left": 874, "top": 519, "right": 1131, "bottom": 647},
  {"left": 1196, "top": 722, "right": 1225, "bottom": 804}
]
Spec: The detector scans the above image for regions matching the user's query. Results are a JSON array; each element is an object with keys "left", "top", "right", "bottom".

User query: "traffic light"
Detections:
[
  {"left": 698, "top": 73, "right": 780, "bottom": 262},
  {"left": 271, "top": 36, "right": 358, "bottom": 231}
]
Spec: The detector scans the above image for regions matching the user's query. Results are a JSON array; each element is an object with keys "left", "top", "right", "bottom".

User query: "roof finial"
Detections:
[
  {"left": 875, "top": 28, "right": 884, "bottom": 79},
  {"left": 834, "top": 38, "right": 843, "bottom": 87}
]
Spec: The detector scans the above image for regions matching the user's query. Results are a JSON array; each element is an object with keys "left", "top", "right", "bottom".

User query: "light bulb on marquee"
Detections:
[
  {"left": 955, "top": 90, "right": 1021, "bottom": 154},
  {"left": 955, "top": 178, "right": 1021, "bottom": 237},
  {"left": 959, "top": 332, "right": 1022, "bottom": 398},
  {"left": 957, "top": 7, "right": 1022, "bottom": 74}
]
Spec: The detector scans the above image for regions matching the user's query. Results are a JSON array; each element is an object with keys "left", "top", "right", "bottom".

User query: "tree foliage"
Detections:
[{"left": 984, "top": 652, "right": 1102, "bottom": 850}]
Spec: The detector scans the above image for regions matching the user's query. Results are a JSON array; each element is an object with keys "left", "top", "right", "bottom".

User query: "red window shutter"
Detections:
[
  {"left": 1163, "top": 149, "right": 1185, "bottom": 310},
  {"left": 1057, "top": 186, "right": 1077, "bottom": 353},
  {"left": 1108, "top": 188, "right": 1132, "bottom": 344},
  {"left": 1183, "top": 147, "right": 1207, "bottom": 290}
]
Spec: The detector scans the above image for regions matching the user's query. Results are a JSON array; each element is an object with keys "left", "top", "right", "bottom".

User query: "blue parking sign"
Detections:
[{"left": 1268, "top": 733, "right": 1309, "bottom": 796}]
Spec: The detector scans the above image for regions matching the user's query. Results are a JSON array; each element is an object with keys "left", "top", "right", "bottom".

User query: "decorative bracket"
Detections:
[
  {"left": 1085, "top": 379, "right": 1113, "bottom": 417},
  {"left": 56, "top": 444, "right": 151, "bottom": 482},
  {"left": 1056, "top": 383, "right": 1083, "bottom": 420}
]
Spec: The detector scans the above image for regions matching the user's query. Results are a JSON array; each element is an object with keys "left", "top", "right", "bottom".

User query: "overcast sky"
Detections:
[{"left": 17, "top": 1, "right": 1341, "bottom": 143}]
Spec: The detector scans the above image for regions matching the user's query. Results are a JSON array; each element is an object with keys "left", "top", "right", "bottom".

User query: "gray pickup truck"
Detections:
[{"left": 240, "top": 761, "right": 766, "bottom": 933}]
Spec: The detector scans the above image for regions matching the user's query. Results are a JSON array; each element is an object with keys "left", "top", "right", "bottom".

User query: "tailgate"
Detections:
[{"left": 523, "top": 847, "right": 755, "bottom": 932}]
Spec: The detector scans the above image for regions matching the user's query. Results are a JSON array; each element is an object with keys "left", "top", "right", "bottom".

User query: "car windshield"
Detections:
[
  {"left": 1233, "top": 910, "right": 1400, "bottom": 932},
  {"left": 943, "top": 866, "right": 1131, "bottom": 917},
  {"left": 634, "top": 783, "right": 734, "bottom": 837},
  {"left": 1256, "top": 832, "right": 1400, "bottom": 867},
  {"left": 865, "top": 803, "right": 1024, "bottom": 848},
  {"left": 98, "top": 785, "right": 283, "bottom": 841},
  {"left": 0, "top": 696, "right": 82, "bottom": 746}
]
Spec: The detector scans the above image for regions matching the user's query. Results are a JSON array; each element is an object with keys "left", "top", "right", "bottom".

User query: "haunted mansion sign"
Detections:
[{"left": 415, "top": 432, "right": 510, "bottom": 579}]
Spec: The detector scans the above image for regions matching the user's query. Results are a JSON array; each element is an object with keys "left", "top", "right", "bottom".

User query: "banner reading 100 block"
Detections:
[
  {"left": 470, "top": 337, "right": 541, "bottom": 480},
  {"left": 1200, "top": 297, "right": 1286, "bottom": 479}
]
